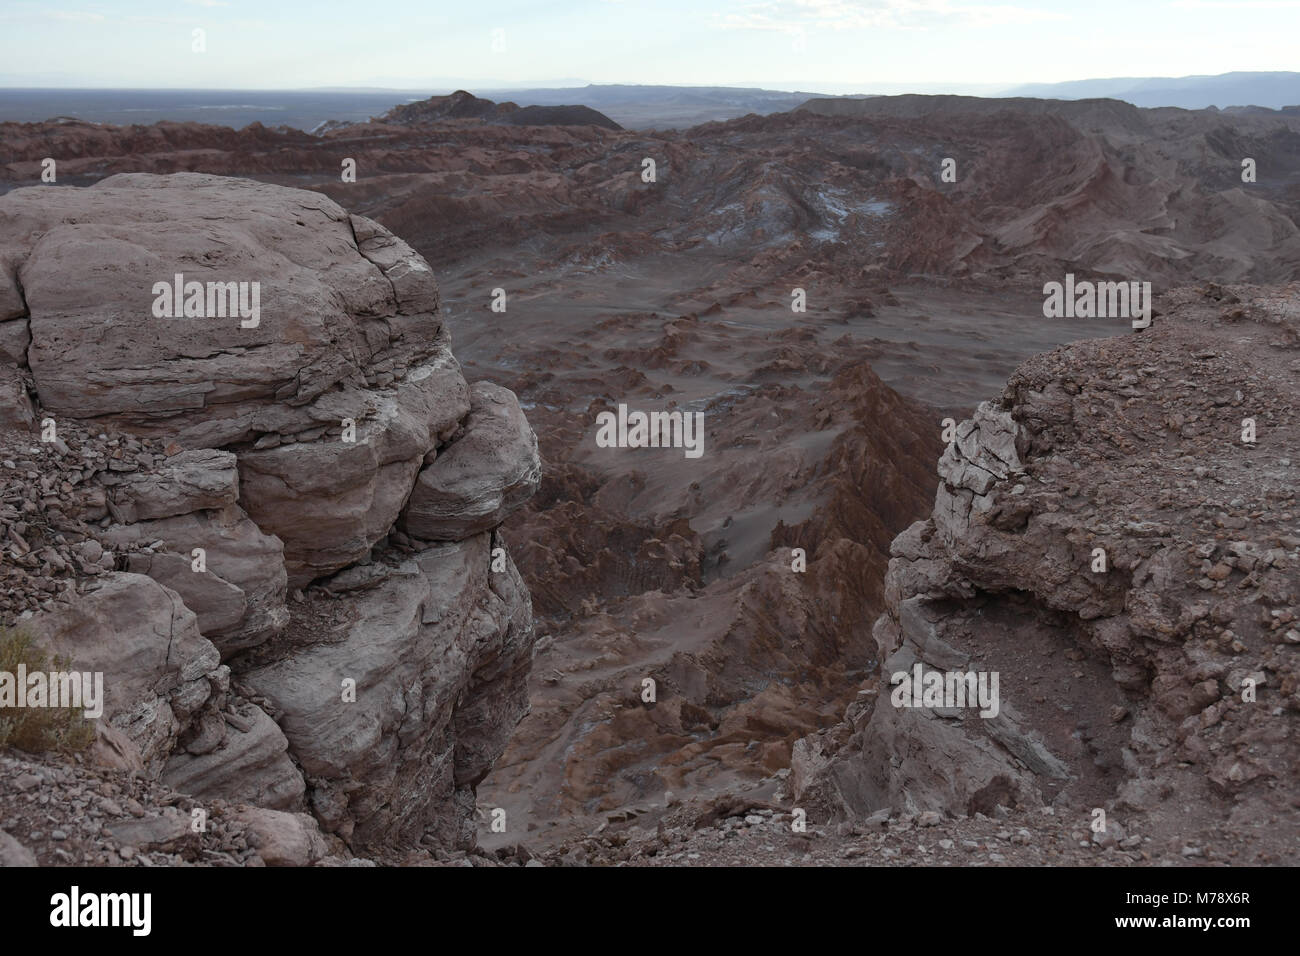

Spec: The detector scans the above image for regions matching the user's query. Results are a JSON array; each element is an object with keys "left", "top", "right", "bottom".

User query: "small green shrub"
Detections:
[{"left": 0, "top": 627, "right": 95, "bottom": 754}]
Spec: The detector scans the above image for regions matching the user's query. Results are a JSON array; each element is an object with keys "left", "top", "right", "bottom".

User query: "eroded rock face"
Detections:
[
  {"left": 241, "top": 533, "right": 534, "bottom": 850},
  {"left": 794, "top": 286, "right": 1300, "bottom": 841},
  {"left": 1, "top": 173, "right": 540, "bottom": 857}
]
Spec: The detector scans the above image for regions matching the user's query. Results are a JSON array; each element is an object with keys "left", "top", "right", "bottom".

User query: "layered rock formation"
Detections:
[
  {"left": 0, "top": 173, "right": 540, "bottom": 855},
  {"left": 792, "top": 284, "right": 1300, "bottom": 860}
]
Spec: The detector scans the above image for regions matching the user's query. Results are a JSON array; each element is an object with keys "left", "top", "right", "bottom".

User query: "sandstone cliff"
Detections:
[{"left": 0, "top": 173, "right": 540, "bottom": 857}]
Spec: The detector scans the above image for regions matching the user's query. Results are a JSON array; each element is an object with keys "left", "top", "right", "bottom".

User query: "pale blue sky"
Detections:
[{"left": 0, "top": 0, "right": 1294, "bottom": 91}]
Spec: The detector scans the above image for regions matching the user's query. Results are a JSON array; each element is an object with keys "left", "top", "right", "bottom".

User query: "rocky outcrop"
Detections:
[
  {"left": 793, "top": 285, "right": 1300, "bottom": 852},
  {"left": 0, "top": 173, "right": 473, "bottom": 584},
  {"left": 372, "top": 91, "right": 624, "bottom": 132},
  {"left": 0, "top": 173, "right": 540, "bottom": 857}
]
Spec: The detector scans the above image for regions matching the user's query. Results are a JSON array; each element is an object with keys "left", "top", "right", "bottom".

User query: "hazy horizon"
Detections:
[
  {"left": 0, "top": 74, "right": 1294, "bottom": 102},
  {"left": 1, "top": 0, "right": 1296, "bottom": 91}
]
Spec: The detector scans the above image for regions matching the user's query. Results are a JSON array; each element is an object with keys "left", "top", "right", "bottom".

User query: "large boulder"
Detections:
[
  {"left": 402, "top": 381, "right": 541, "bottom": 542},
  {"left": 0, "top": 173, "right": 474, "bottom": 586},
  {"left": 0, "top": 173, "right": 440, "bottom": 443},
  {"left": 24, "top": 572, "right": 227, "bottom": 772},
  {"left": 230, "top": 807, "right": 329, "bottom": 866}
]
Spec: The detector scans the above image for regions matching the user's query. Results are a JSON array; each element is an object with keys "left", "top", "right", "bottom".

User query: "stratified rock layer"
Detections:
[
  {"left": 241, "top": 533, "right": 534, "bottom": 849},
  {"left": 237, "top": 353, "right": 470, "bottom": 586}
]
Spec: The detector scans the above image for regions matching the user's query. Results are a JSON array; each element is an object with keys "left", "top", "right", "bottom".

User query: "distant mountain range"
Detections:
[
  {"left": 1003, "top": 71, "right": 1300, "bottom": 110},
  {"left": 475, "top": 84, "right": 830, "bottom": 128},
  {"left": 1, "top": 73, "right": 1298, "bottom": 131}
]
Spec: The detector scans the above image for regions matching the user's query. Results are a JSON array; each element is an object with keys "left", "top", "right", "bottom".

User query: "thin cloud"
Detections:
[
  {"left": 47, "top": 10, "right": 107, "bottom": 21},
  {"left": 1170, "top": 0, "right": 1300, "bottom": 7},
  {"left": 714, "top": 0, "right": 1065, "bottom": 32}
]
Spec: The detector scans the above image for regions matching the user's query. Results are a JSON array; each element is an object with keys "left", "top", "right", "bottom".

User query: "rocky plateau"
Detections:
[{"left": 1, "top": 91, "right": 1297, "bottom": 866}]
